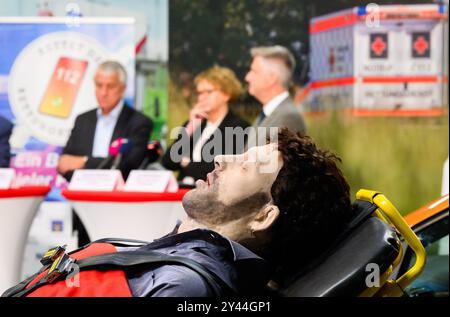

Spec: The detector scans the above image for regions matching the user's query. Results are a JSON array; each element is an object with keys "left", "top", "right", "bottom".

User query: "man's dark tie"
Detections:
[{"left": 256, "top": 111, "right": 266, "bottom": 126}]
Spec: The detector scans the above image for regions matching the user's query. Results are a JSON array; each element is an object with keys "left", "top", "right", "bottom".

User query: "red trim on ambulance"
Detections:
[
  {"left": 310, "top": 13, "right": 359, "bottom": 34},
  {"left": 310, "top": 8, "right": 446, "bottom": 34},
  {"left": 362, "top": 76, "right": 439, "bottom": 84},
  {"left": 310, "top": 77, "right": 356, "bottom": 89},
  {"left": 311, "top": 76, "right": 443, "bottom": 89}
]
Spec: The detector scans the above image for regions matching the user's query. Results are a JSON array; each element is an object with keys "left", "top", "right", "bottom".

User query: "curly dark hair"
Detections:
[{"left": 267, "top": 129, "right": 354, "bottom": 283}]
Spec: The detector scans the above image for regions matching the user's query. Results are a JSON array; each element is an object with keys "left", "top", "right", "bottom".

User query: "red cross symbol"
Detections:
[
  {"left": 371, "top": 36, "right": 387, "bottom": 56},
  {"left": 413, "top": 36, "right": 429, "bottom": 55}
]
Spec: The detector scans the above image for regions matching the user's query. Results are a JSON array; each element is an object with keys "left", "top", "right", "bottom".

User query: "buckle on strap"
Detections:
[
  {"left": 40, "top": 245, "right": 67, "bottom": 266},
  {"left": 46, "top": 253, "right": 75, "bottom": 283}
]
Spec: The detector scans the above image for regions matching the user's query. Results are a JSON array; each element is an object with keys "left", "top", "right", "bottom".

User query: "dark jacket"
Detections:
[
  {"left": 161, "top": 110, "right": 249, "bottom": 181},
  {"left": 0, "top": 116, "right": 13, "bottom": 167},
  {"left": 247, "top": 96, "right": 306, "bottom": 149},
  {"left": 127, "top": 228, "right": 270, "bottom": 296},
  {"left": 62, "top": 104, "right": 153, "bottom": 180}
]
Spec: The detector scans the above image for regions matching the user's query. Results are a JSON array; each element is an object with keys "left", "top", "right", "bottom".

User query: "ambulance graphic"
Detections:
[{"left": 309, "top": 4, "right": 448, "bottom": 115}]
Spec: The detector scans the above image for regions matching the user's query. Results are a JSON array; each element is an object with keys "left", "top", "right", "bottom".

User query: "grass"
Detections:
[
  {"left": 168, "top": 82, "right": 449, "bottom": 215},
  {"left": 306, "top": 112, "right": 449, "bottom": 215}
]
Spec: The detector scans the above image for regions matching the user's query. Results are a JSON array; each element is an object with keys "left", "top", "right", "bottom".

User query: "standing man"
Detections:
[
  {"left": 0, "top": 116, "right": 13, "bottom": 167},
  {"left": 245, "top": 45, "right": 306, "bottom": 147},
  {"left": 57, "top": 61, "right": 153, "bottom": 180}
]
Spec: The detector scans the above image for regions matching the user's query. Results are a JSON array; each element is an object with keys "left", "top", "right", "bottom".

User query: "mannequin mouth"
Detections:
[
  {"left": 195, "top": 172, "right": 216, "bottom": 189},
  {"left": 207, "top": 172, "right": 213, "bottom": 186}
]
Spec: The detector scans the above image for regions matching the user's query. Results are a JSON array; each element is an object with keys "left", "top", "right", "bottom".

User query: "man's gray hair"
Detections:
[
  {"left": 250, "top": 45, "right": 296, "bottom": 88},
  {"left": 97, "top": 60, "right": 127, "bottom": 85}
]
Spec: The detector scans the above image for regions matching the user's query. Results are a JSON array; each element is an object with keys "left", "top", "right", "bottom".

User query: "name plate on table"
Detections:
[
  {"left": 0, "top": 168, "right": 16, "bottom": 189},
  {"left": 68, "top": 170, "right": 124, "bottom": 191},
  {"left": 124, "top": 170, "right": 179, "bottom": 193}
]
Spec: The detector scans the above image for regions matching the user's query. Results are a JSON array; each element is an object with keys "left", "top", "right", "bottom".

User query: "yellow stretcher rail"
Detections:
[{"left": 356, "top": 189, "right": 427, "bottom": 297}]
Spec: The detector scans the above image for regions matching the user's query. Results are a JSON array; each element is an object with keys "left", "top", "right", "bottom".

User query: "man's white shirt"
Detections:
[
  {"left": 192, "top": 112, "right": 227, "bottom": 162},
  {"left": 261, "top": 91, "right": 289, "bottom": 117},
  {"left": 92, "top": 100, "right": 124, "bottom": 158}
]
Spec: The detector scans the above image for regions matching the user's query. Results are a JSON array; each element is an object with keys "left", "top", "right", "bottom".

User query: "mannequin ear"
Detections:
[{"left": 250, "top": 203, "right": 280, "bottom": 234}]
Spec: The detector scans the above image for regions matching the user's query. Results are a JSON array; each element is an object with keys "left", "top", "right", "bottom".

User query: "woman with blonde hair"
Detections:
[{"left": 162, "top": 65, "right": 249, "bottom": 184}]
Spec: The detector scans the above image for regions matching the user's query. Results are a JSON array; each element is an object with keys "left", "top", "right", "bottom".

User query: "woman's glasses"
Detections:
[{"left": 196, "top": 88, "right": 218, "bottom": 96}]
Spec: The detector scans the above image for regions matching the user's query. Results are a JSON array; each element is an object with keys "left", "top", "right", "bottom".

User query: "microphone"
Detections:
[
  {"left": 108, "top": 138, "right": 124, "bottom": 157},
  {"left": 138, "top": 140, "right": 163, "bottom": 169},
  {"left": 111, "top": 138, "right": 133, "bottom": 170},
  {"left": 96, "top": 138, "right": 126, "bottom": 169}
]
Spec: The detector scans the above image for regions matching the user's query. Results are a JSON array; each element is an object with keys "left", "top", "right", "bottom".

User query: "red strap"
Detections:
[{"left": 26, "top": 243, "right": 132, "bottom": 297}]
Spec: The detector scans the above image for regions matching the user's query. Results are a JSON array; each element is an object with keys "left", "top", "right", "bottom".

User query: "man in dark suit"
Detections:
[
  {"left": 245, "top": 46, "right": 306, "bottom": 148},
  {"left": 58, "top": 61, "right": 153, "bottom": 247},
  {"left": 162, "top": 66, "right": 249, "bottom": 184},
  {"left": 58, "top": 61, "right": 153, "bottom": 181},
  {"left": 0, "top": 115, "right": 13, "bottom": 167}
]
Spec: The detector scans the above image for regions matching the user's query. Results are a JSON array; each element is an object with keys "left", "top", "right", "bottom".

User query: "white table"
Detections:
[
  {"left": 0, "top": 186, "right": 50, "bottom": 294},
  {"left": 62, "top": 189, "right": 190, "bottom": 242}
]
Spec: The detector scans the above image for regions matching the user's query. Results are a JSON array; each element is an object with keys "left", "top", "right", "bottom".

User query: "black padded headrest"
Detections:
[{"left": 281, "top": 216, "right": 400, "bottom": 297}]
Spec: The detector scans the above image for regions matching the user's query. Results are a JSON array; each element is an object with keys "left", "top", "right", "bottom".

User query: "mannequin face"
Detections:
[{"left": 182, "top": 143, "right": 283, "bottom": 233}]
